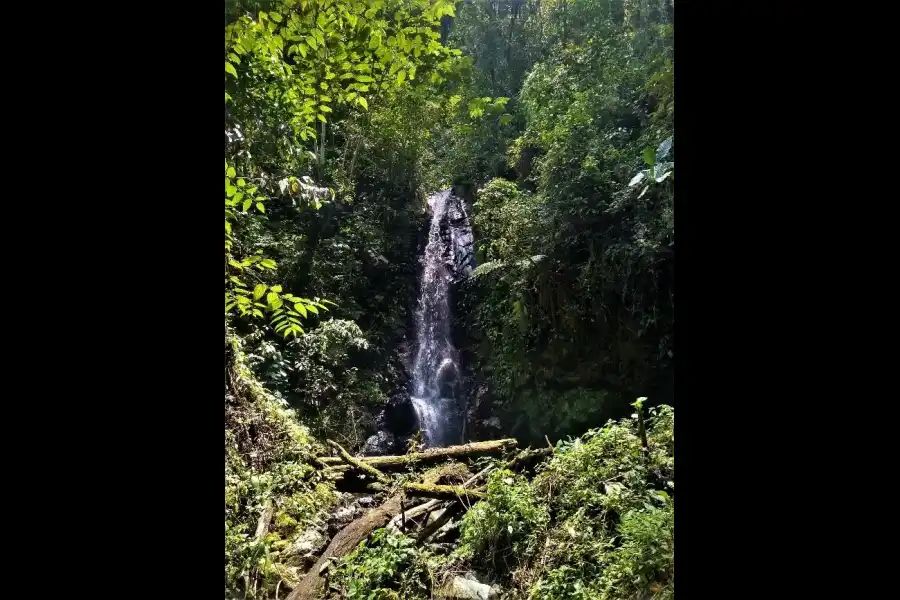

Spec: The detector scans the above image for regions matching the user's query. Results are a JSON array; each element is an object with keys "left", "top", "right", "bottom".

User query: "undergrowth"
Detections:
[
  {"left": 334, "top": 404, "right": 674, "bottom": 600},
  {"left": 225, "top": 334, "right": 338, "bottom": 599}
]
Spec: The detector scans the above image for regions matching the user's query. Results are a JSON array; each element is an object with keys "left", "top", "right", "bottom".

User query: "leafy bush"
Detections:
[
  {"left": 452, "top": 405, "right": 675, "bottom": 599},
  {"left": 457, "top": 469, "right": 550, "bottom": 570},
  {"left": 332, "top": 529, "right": 444, "bottom": 600}
]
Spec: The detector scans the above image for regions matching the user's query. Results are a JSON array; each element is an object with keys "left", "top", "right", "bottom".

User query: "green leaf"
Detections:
[
  {"left": 243, "top": 199, "right": 252, "bottom": 212},
  {"left": 642, "top": 147, "right": 655, "bottom": 167},
  {"left": 294, "top": 303, "right": 308, "bottom": 318},
  {"left": 306, "top": 304, "right": 319, "bottom": 314},
  {"left": 257, "top": 202, "right": 265, "bottom": 213},
  {"left": 225, "top": 62, "right": 238, "bottom": 78},
  {"left": 358, "top": 96, "right": 368, "bottom": 110},
  {"left": 227, "top": 166, "right": 236, "bottom": 178},
  {"left": 253, "top": 284, "right": 267, "bottom": 300}
]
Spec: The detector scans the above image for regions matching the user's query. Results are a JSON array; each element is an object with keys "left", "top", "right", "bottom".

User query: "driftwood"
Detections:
[
  {"left": 285, "top": 494, "right": 404, "bottom": 600},
  {"left": 404, "top": 482, "right": 485, "bottom": 501},
  {"left": 317, "top": 439, "right": 517, "bottom": 469},
  {"left": 327, "top": 439, "right": 390, "bottom": 483}
]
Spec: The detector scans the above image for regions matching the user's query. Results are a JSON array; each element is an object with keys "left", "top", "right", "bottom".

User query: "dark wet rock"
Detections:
[{"left": 382, "top": 393, "right": 419, "bottom": 437}]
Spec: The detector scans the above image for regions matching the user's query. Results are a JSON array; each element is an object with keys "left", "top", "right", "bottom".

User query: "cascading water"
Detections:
[{"left": 409, "top": 190, "right": 473, "bottom": 447}]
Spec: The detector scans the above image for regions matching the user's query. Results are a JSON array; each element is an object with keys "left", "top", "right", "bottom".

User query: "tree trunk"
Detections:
[{"left": 284, "top": 494, "right": 404, "bottom": 600}]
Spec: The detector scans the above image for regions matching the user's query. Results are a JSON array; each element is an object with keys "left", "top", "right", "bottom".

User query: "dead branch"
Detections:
[
  {"left": 327, "top": 439, "right": 390, "bottom": 484},
  {"left": 416, "top": 502, "right": 463, "bottom": 544},
  {"left": 254, "top": 499, "right": 274, "bottom": 540},
  {"left": 386, "top": 465, "right": 493, "bottom": 533}
]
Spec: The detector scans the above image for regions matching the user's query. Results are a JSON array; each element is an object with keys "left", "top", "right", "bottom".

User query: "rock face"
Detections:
[{"left": 442, "top": 193, "right": 475, "bottom": 282}]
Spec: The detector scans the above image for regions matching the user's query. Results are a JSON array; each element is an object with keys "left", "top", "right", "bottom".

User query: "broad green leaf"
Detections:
[
  {"left": 227, "top": 166, "right": 236, "bottom": 178},
  {"left": 253, "top": 284, "right": 267, "bottom": 300},
  {"left": 270, "top": 285, "right": 283, "bottom": 293},
  {"left": 257, "top": 202, "right": 265, "bottom": 213},
  {"left": 294, "top": 303, "right": 308, "bottom": 317},
  {"left": 642, "top": 147, "right": 655, "bottom": 167},
  {"left": 358, "top": 96, "right": 368, "bottom": 110},
  {"left": 306, "top": 304, "right": 319, "bottom": 314},
  {"left": 225, "top": 62, "right": 238, "bottom": 78},
  {"left": 243, "top": 199, "right": 252, "bottom": 212}
]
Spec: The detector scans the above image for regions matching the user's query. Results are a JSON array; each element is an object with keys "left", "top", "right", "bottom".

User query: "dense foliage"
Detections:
[
  {"left": 447, "top": 0, "right": 675, "bottom": 441},
  {"left": 223, "top": 1, "right": 674, "bottom": 597}
]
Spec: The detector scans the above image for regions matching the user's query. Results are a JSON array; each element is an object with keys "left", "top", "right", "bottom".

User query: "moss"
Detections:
[{"left": 224, "top": 334, "right": 338, "bottom": 599}]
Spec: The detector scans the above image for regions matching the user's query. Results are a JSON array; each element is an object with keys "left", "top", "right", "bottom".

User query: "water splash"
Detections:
[{"left": 410, "top": 190, "right": 470, "bottom": 446}]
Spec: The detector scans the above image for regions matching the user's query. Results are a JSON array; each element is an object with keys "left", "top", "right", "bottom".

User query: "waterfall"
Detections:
[{"left": 410, "top": 190, "right": 472, "bottom": 447}]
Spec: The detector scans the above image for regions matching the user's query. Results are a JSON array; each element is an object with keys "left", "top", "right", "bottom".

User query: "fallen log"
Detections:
[
  {"left": 316, "top": 439, "right": 517, "bottom": 469},
  {"left": 403, "top": 482, "right": 486, "bottom": 501},
  {"left": 327, "top": 439, "right": 390, "bottom": 483},
  {"left": 285, "top": 494, "right": 404, "bottom": 600}
]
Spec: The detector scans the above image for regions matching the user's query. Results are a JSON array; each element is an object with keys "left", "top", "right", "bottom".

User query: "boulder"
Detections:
[{"left": 436, "top": 576, "right": 498, "bottom": 600}]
